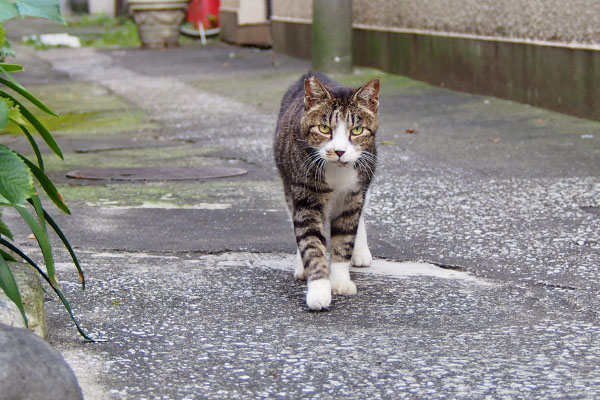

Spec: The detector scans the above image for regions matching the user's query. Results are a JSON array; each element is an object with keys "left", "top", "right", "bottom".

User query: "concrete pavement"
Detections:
[{"left": 3, "top": 24, "right": 600, "bottom": 399}]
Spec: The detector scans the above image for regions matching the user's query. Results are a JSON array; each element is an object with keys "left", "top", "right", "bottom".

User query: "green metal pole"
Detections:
[{"left": 312, "top": 0, "right": 353, "bottom": 74}]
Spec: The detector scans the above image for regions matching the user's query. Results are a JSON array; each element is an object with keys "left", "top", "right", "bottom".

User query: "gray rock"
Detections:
[
  {"left": 6, "top": 262, "right": 47, "bottom": 338},
  {"left": 0, "top": 297, "right": 26, "bottom": 330},
  {"left": 0, "top": 262, "right": 46, "bottom": 338},
  {"left": 0, "top": 323, "right": 83, "bottom": 400}
]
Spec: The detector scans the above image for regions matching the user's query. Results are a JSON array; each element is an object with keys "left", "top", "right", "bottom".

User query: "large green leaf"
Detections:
[
  {"left": 0, "top": 144, "right": 34, "bottom": 204},
  {"left": 0, "top": 254, "right": 27, "bottom": 326},
  {"left": 0, "top": 2, "right": 18, "bottom": 22},
  {"left": 0, "top": 0, "right": 64, "bottom": 23}
]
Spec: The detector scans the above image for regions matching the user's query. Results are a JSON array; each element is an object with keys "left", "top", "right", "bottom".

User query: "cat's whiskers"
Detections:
[
  {"left": 355, "top": 159, "right": 368, "bottom": 179},
  {"left": 359, "top": 151, "right": 379, "bottom": 166},
  {"left": 317, "top": 158, "right": 325, "bottom": 183},
  {"left": 356, "top": 154, "right": 376, "bottom": 179},
  {"left": 302, "top": 151, "right": 324, "bottom": 189}
]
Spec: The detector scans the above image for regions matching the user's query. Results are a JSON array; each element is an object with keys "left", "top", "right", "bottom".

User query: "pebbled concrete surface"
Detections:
[
  {"left": 46, "top": 251, "right": 600, "bottom": 399},
  {"left": 2, "top": 20, "right": 600, "bottom": 399}
]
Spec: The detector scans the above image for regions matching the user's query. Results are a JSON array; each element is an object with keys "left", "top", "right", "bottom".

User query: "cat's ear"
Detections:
[
  {"left": 352, "top": 78, "right": 380, "bottom": 113},
  {"left": 304, "top": 76, "right": 332, "bottom": 110}
]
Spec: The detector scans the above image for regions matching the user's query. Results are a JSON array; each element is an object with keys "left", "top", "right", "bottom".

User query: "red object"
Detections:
[{"left": 187, "top": 0, "right": 220, "bottom": 29}]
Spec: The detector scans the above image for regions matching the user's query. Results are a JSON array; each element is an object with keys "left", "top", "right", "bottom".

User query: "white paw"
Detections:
[
  {"left": 329, "top": 262, "right": 357, "bottom": 295},
  {"left": 294, "top": 251, "right": 305, "bottom": 280},
  {"left": 306, "top": 279, "right": 331, "bottom": 310},
  {"left": 351, "top": 246, "right": 372, "bottom": 268},
  {"left": 331, "top": 279, "right": 357, "bottom": 295}
]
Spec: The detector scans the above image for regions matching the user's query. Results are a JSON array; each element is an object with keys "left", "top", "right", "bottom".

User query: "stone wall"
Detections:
[{"left": 272, "top": 0, "right": 600, "bottom": 46}]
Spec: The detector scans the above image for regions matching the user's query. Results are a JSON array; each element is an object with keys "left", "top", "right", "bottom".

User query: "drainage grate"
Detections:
[{"left": 66, "top": 166, "right": 248, "bottom": 181}]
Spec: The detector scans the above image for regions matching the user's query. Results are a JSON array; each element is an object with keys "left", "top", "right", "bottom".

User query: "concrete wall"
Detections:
[
  {"left": 273, "top": 0, "right": 600, "bottom": 46},
  {"left": 270, "top": 0, "right": 600, "bottom": 121},
  {"left": 220, "top": 0, "right": 271, "bottom": 46},
  {"left": 221, "top": 0, "right": 267, "bottom": 25}
]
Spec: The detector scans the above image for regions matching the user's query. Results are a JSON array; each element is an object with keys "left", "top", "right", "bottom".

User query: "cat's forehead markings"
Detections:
[{"left": 328, "top": 108, "right": 352, "bottom": 127}]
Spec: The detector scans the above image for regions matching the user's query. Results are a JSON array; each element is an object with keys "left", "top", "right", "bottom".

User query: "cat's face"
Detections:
[{"left": 301, "top": 76, "right": 379, "bottom": 166}]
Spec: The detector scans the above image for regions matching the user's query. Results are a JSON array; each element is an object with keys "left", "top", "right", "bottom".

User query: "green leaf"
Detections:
[
  {"left": 0, "top": 63, "right": 23, "bottom": 73},
  {"left": 30, "top": 203, "right": 84, "bottom": 288},
  {"left": 0, "top": 77, "right": 57, "bottom": 116},
  {"left": 0, "top": 40, "right": 15, "bottom": 59},
  {"left": 14, "top": 202, "right": 57, "bottom": 285},
  {"left": 0, "top": 1, "right": 19, "bottom": 22},
  {"left": 0, "top": 25, "right": 14, "bottom": 58},
  {"left": 0, "top": 63, "right": 24, "bottom": 89},
  {"left": 21, "top": 156, "right": 69, "bottom": 213},
  {"left": 0, "top": 92, "right": 63, "bottom": 159},
  {"left": 0, "top": 96, "right": 8, "bottom": 128},
  {"left": 0, "top": 248, "right": 17, "bottom": 262},
  {"left": 0, "top": 20, "right": 5, "bottom": 45},
  {"left": 0, "top": 254, "right": 28, "bottom": 326},
  {"left": 0, "top": 0, "right": 64, "bottom": 23},
  {"left": 20, "top": 126, "right": 44, "bottom": 171},
  {"left": 0, "top": 212, "right": 14, "bottom": 239},
  {"left": 0, "top": 144, "right": 34, "bottom": 204},
  {"left": 8, "top": 103, "right": 30, "bottom": 127}
]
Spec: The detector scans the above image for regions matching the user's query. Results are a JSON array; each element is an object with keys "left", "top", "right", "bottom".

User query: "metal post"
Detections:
[{"left": 311, "top": 0, "right": 353, "bottom": 74}]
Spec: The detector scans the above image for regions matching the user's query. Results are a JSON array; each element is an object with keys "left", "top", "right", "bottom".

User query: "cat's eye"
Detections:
[
  {"left": 318, "top": 124, "right": 331, "bottom": 134},
  {"left": 351, "top": 126, "right": 364, "bottom": 136}
]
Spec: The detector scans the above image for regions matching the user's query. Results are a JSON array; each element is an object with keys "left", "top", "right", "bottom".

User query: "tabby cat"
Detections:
[{"left": 274, "top": 72, "right": 380, "bottom": 310}]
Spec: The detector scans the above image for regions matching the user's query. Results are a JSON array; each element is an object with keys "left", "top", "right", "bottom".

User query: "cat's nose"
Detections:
[{"left": 334, "top": 150, "right": 345, "bottom": 158}]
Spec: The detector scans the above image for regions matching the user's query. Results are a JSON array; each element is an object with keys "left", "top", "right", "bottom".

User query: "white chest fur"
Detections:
[
  {"left": 324, "top": 163, "right": 358, "bottom": 219},
  {"left": 325, "top": 163, "right": 357, "bottom": 191}
]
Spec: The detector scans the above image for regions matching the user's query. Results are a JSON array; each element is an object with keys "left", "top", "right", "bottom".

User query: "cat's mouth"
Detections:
[{"left": 332, "top": 160, "right": 350, "bottom": 167}]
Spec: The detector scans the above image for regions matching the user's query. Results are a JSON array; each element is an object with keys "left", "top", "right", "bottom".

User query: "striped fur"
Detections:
[{"left": 274, "top": 72, "right": 380, "bottom": 310}]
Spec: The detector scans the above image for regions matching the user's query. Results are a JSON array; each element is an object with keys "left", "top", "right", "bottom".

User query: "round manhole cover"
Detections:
[{"left": 66, "top": 166, "right": 248, "bottom": 181}]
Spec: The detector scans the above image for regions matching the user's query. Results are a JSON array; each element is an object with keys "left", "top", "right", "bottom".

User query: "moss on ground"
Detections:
[
  {"left": 185, "top": 70, "right": 299, "bottom": 112},
  {"left": 58, "top": 179, "right": 283, "bottom": 209},
  {"left": 43, "top": 144, "right": 222, "bottom": 171},
  {"left": 24, "top": 83, "right": 129, "bottom": 114},
  {"left": 335, "top": 68, "right": 416, "bottom": 90},
  {"left": 2, "top": 82, "right": 156, "bottom": 137},
  {"left": 3, "top": 110, "right": 153, "bottom": 136}
]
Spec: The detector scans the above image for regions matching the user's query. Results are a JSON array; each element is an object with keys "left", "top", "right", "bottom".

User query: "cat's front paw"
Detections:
[
  {"left": 306, "top": 279, "right": 331, "bottom": 310},
  {"left": 351, "top": 246, "right": 372, "bottom": 268}
]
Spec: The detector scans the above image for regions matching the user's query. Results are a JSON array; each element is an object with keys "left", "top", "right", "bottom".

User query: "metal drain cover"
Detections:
[{"left": 66, "top": 166, "right": 248, "bottom": 181}]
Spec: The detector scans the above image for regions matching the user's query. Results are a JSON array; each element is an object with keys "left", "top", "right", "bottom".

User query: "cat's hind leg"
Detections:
[
  {"left": 329, "top": 262, "right": 356, "bottom": 295},
  {"left": 294, "top": 249, "right": 305, "bottom": 280},
  {"left": 351, "top": 216, "right": 372, "bottom": 268}
]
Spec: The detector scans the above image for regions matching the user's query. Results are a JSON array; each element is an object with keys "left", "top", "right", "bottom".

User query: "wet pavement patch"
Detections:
[
  {"left": 66, "top": 166, "right": 248, "bottom": 181},
  {"left": 581, "top": 206, "right": 600, "bottom": 216}
]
